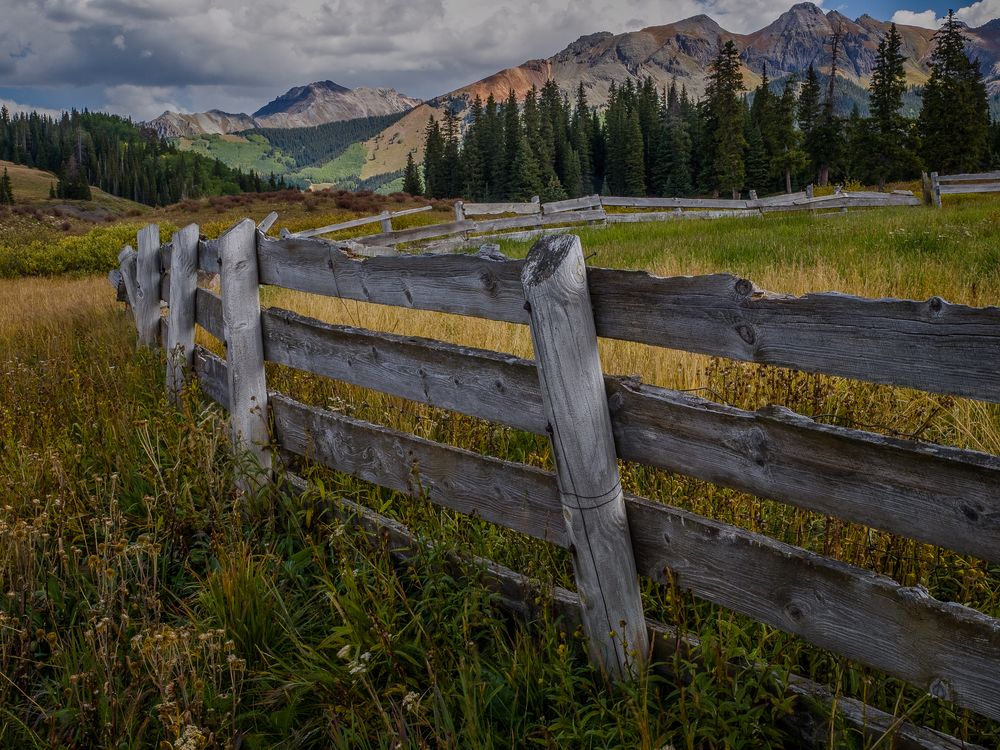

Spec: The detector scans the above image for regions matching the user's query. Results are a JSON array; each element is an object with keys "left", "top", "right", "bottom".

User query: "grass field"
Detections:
[
  {"left": 178, "top": 134, "right": 298, "bottom": 177},
  {"left": 1, "top": 195, "right": 999, "bottom": 748}
]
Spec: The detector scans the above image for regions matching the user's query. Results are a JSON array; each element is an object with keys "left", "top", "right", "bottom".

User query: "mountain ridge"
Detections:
[
  {"left": 147, "top": 81, "right": 420, "bottom": 138},
  {"left": 358, "top": 2, "right": 1000, "bottom": 181}
]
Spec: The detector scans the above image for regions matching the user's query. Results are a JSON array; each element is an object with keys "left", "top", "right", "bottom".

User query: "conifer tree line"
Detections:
[
  {"left": 0, "top": 168, "right": 14, "bottom": 205},
  {"left": 0, "top": 108, "right": 289, "bottom": 206},
  {"left": 420, "top": 14, "right": 999, "bottom": 201}
]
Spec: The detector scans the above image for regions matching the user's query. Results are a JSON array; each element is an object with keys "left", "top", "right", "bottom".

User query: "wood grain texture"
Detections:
[
  {"left": 250, "top": 305, "right": 1000, "bottom": 560},
  {"left": 195, "top": 287, "right": 225, "bottom": 342},
  {"left": 261, "top": 306, "right": 544, "bottom": 434},
  {"left": 462, "top": 201, "right": 542, "bottom": 216},
  {"left": 607, "top": 378, "right": 1000, "bottom": 564},
  {"left": 523, "top": 234, "right": 649, "bottom": 679},
  {"left": 256, "top": 234, "right": 529, "bottom": 323},
  {"left": 603, "top": 195, "right": 750, "bottom": 209},
  {"left": 135, "top": 224, "right": 162, "bottom": 347},
  {"left": 116, "top": 245, "right": 139, "bottom": 313},
  {"left": 938, "top": 171, "right": 1000, "bottom": 182},
  {"left": 938, "top": 183, "right": 1000, "bottom": 195},
  {"left": 258, "top": 211, "right": 279, "bottom": 233},
  {"left": 251, "top": 236, "right": 1000, "bottom": 401},
  {"left": 166, "top": 224, "right": 200, "bottom": 401},
  {"left": 585, "top": 269, "right": 1000, "bottom": 403},
  {"left": 626, "top": 492, "right": 1000, "bottom": 722},
  {"left": 218, "top": 219, "right": 271, "bottom": 484},
  {"left": 542, "top": 194, "right": 602, "bottom": 214},
  {"left": 192, "top": 345, "right": 228, "bottom": 406},
  {"left": 271, "top": 394, "right": 566, "bottom": 546}
]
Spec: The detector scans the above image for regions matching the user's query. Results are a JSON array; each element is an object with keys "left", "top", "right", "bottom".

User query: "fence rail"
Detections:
[
  {"left": 930, "top": 170, "right": 1000, "bottom": 207},
  {"left": 278, "top": 189, "right": 920, "bottom": 248},
  {"left": 113, "top": 219, "right": 1000, "bottom": 739}
]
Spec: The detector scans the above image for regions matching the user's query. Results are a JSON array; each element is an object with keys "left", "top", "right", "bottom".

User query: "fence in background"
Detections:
[
  {"left": 111, "top": 219, "right": 1000, "bottom": 748},
  {"left": 278, "top": 188, "right": 920, "bottom": 252},
  {"left": 930, "top": 170, "right": 1000, "bottom": 207}
]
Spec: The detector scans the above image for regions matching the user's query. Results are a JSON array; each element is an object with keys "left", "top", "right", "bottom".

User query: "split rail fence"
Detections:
[
  {"left": 930, "top": 170, "right": 1000, "bottom": 207},
  {"left": 111, "top": 218, "right": 1000, "bottom": 747},
  {"left": 278, "top": 188, "right": 920, "bottom": 252}
]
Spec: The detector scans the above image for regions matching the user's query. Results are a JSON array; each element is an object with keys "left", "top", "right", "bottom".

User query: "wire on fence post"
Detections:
[{"left": 521, "top": 233, "right": 649, "bottom": 681}]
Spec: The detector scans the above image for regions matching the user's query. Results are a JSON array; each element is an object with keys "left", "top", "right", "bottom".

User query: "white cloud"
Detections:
[
  {"left": 893, "top": 0, "right": 1000, "bottom": 29},
  {"left": 890, "top": 9, "right": 941, "bottom": 28},
  {"left": 954, "top": 0, "right": 1000, "bottom": 26},
  {"left": 2, "top": 0, "right": 820, "bottom": 117},
  {"left": 102, "top": 85, "right": 184, "bottom": 120},
  {"left": 0, "top": 98, "right": 65, "bottom": 118}
]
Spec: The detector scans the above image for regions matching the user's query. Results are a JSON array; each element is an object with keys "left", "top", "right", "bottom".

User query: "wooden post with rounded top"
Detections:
[
  {"left": 521, "top": 233, "right": 649, "bottom": 680},
  {"left": 218, "top": 218, "right": 272, "bottom": 489},
  {"left": 166, "top": 223, "right": 200, "bottom": 403}
]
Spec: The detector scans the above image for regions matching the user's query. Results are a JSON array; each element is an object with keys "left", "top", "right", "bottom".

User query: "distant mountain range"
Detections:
[
  {"left": 147, "top": 80, "right": 421, "bottom": 137},
  {"left": 360, "top": 2, "right": 1000, "bottom": 182},
  {"left": 147, "top": 2, "right": 1000, "bottom": 192}
]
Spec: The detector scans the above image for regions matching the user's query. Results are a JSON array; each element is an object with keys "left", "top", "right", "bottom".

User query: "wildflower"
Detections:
[
  {"left": 337, "top": 644, "right": 352, "bottom": 660},
  {"left": 402, "top": 691, "right": 420, "bottom": 713},
  {"left": 174, "top": 724, "right": 206, "bottom": 750}
]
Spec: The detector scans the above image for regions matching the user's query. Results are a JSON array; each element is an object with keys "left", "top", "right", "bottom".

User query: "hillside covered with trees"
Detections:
[
  {"left": 0, "top": 109, "right": 289, "bottom": 206},
  {"left": 419, "top": 14, "right": 1000, "bottom": 201}
]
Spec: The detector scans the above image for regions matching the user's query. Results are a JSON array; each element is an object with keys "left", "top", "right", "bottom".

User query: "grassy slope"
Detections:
[
  {"left": 1, "top": 196, "right": 999, "bottom": 747},
  {"left": 176, "top": 134, "right": 297, "bottom": 175},
  {"left": 291, "top": 142, "right": 368, "bottom": 184}
]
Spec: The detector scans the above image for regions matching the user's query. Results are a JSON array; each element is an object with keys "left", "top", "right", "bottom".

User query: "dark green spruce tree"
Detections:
[
  {"left": 868, "top": 23, "right": 914, "bottom": 187},
  {"left": 0, "top": 167, "right": 13, "bottom": 205},
  {"left": 919, "top": 10, "right": 990, "bottom": 173},
  {"left": 402, "top": 151, "right": 423, "bottom": 196},
  {"left": 706, "top": 40, "right": 747, "bottom": 198}
]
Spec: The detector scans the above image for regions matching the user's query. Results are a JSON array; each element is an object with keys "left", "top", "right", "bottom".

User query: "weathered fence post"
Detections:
[
  {"left": 806, "top": 184, "right": 814, "bottom": 200},
  {"left": 379, "top": 210, "right": 393, "bottom": 234},
  {"left": 166, "top": 223, "right": 200, "bottom": 403},
  {"left": 521, "top": 234, "right": 649, "bottom": 680},
  {"left": 135, "top": 224, "right": 161, "bottom": 347},
  {"left": 930, "top": 172, "right": 942, "bottom": 208},
  {"left": 258, "top": 211, "right": 279, "bottom": 233},
  {"left": 218, "top": 218, "right": 272, "bottom": 488},
  {"left": 454, "top": 200, "right": 465, "bottom": 221},
  {"left": 117, "top": 245, "right": 138, "bottom": 315}
]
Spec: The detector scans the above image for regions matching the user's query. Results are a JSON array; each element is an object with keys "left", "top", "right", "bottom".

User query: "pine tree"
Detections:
[
  {"left": 622, "top": 109, "right": 646, "bottom": 196},
  {"left": 919, "top": 11, "right": 990, "bottom": 173},
  {"left": 706, "top": 40, "right": 747, "bottom": 198},
  {"left": 744, "top": 123, "right": 769, "bottom": 192},
  {"left": 772, "top": 78, "right": 806, "bottom": 193},
  {"left": 441, "top": 108, "right": 463, "bottom": 198},
  {"left": 0, "top": 167, "right": 13, "bottom": 205},
  {"left": 421, "top": 116, "right": 445, "bottom": 198},
  {"left": 403, "top": 151, "right": 423, "bottom": 196},
  {"left": 508, "top": 129, "right": 542, "bottom": 201},
  {"left": 868, "top": 23, "right": 909, "bottom": 188}
]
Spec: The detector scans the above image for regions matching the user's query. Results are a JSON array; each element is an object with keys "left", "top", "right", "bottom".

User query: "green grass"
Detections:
[
  {"left": 178, "top": 134, "right": 297, "bottom": 176},
  {"left": 1, "top": 195, "right": 999, "bottom": 748},
  {"left": 291, "top": 142, "right": 368, "bottom": 185}
]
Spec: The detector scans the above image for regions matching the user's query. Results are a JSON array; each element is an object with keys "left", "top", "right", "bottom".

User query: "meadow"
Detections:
[{"left": 1, "top": 188, "right": 998, "bottom": 748}]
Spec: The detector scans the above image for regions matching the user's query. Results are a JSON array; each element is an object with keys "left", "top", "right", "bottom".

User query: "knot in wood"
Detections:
[
  {"left": 927, "top": 296, "right": 946, "bottom": 316},
  {"left": 735, "top": 323, "right": 757, "bottom": 346},
  {"left": 734, "top": 278, "right": 754, "bottom": 297},
  {"left": 479, "top": 269, "right": 498, "bottom": 295}
]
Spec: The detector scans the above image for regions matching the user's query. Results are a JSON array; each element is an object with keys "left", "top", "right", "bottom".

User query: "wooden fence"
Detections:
[
  {"left": 930, "top": 170, "right": 1000, "bottom": 207},
  {"left": 112, "top": 219, "right": 1000, "bottom": 745},
  {"left": 277, "top": 189, "right": 920, "bottom": 252}
]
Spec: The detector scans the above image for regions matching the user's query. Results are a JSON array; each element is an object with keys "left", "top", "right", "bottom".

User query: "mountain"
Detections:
[
  {"left": 146, "top": 80, "right": 420, "bottom": 138},
  {"left": 148, "top": 110, "right": 257, "bottom": 138},
  {"left": 252, "top": 81, "right": 421, "bottom": 129},
  {"left": 358, "top": 2, "right": 1000, "bottom": 182}
]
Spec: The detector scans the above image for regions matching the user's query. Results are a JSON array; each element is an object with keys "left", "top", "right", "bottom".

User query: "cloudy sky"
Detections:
[{"left": 0, "top": 0, "right": 995, "bottom": 121}]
